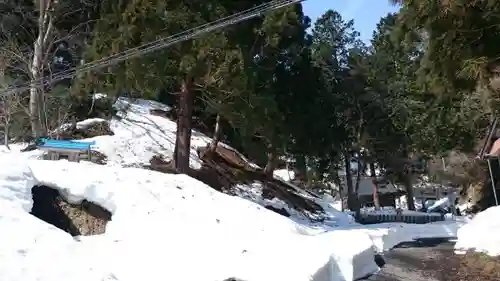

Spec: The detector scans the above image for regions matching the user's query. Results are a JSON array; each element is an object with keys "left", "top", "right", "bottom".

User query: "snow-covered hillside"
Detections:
[
  {"left": 84, "top": 97, "right": 210, "bottom": 168},
  {"left": 0, "top": 97, "right": 467, "bottom": 281},
  {"left": 71, "top": 97, "right": 254, "bottom": 170}
]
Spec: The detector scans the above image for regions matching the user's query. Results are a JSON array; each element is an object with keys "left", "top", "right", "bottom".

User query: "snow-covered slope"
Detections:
[
  {"left": 88, "top": 98, "right": 203, "bottom": 167},
  {"left": 0, "top": 155, "right": 378, "bottom": 281},
  {"left": 81, "top": 97, "right": 256, "bottom": 169},
  {"left": 0, "top": 97, "right": 380, "bottom": 280},
  {"left": 68, "top": 97, "right": 355, "bottom": 225}
]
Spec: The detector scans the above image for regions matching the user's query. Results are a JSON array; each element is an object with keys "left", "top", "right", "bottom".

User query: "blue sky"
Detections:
[{"left": 302, "top": 0, "right": 400, "bottom": 43}]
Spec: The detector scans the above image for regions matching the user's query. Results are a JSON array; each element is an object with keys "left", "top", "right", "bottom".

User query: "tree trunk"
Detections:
[
  {"left": 370, "top": 162, "right": 380, "bottom": 210},
  {"left": 208, "top": 114, "right": 222, "bottom": 153},
  {"left": 174, "top": 77, "right": 194, "bottom": 174},
  {"left": 29, "top": 0, "right": 53, "bottom": 138},
  {"left": 264, "top": 144, "right": 276, "bottom": 178},
  {"left": 0, "top": 67, "right": 8, "bottom": 149},
  {"left": 404, "top": 164, "right": 416, "bottom": 210},
  {"left": 332, "top": 169, "right": 343, "bottom": 210},
  {"left": 4, "top": 118, "right": 9, "bottom": 149},
  {"left": 353, "top": 155, "right": 362, "bottom": 217},
  {"left": 295, "top": 155, "right": 307, "bottom": 182},
  {"left": 39, "top": 87, "right": 48, "bottom": 135},
  {"left": 29, "top": 68, "right": 43, "bottom": 137},
  {"left": 345, "top": 153, "right": 356, "bottom": 211}
]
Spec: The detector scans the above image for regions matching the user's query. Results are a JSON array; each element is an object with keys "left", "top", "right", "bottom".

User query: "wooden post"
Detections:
[
  {"left": 49, "top": 151, "right": 59, "bottom": 160},
  {"left": 488, "top": 158, "right": 499, "bottom": 206}
]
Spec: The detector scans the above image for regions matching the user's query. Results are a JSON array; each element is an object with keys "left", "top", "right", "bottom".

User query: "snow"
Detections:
[
  {"left": 357, "top": 221, "right": 463, "bottom": 252},
  {"left": 92, "top": 97, "right": 200, "bottom": 167},
  {"left": 82, "top": 97, "right": 259, "bottom": 170},
  {"left": 312, "top": 197, "right": 462, "bottom": 253},
  {"left": 397, "top": 195, "right": 423, "bottom": 210},
  {"left": 0, "top": 97, "right": 470, "bottom": 280},
  {"left": 233, "top": 181, "right": 355, "bottom": 227},
  {"left": 0, "top": 157, "right": 379, "bottom": 281},
  {"left": 274, "top": 168, "right": 295, "bottom": 182},
  {"left": 457, "top": 202, "right": 472, "bottom": 213},
  {"left": 355, "top": 207, "right": 442, "bottom": 217},
  {"left": 426, "top": 192, "right": 457, "bottom": 213},
  {"left": 52, "top": 118, "right": 108, "bottom": 137},
  {"left": 321, "top": 193, "right": 343, "bottom": 211},
  {"left": 93, "top": 93, "right": 107, "bottom": 100},
  {"left": 455, "top": 206, "right": 500, "bottom": 256}
]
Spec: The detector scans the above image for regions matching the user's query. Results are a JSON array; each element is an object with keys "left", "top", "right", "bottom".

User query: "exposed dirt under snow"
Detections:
[{"left": 30, "top": 185, "right": 111, "bottom": 236}]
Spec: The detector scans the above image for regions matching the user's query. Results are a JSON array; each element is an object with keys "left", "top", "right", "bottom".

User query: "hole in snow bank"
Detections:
[{"left": 30, "top": 185, "right": 111, "bottom": 236}]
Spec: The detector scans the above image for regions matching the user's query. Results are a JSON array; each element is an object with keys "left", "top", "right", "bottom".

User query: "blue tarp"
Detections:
[{"left": 37, "top": 138, "right": 95, "bottom": 150}]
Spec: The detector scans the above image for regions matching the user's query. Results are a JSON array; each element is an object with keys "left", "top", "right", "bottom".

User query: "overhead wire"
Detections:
[
  {"left": 2, "top": 0, "right": 299, "bottom": 95},
  {"left": 0, "top": 0, "right": 304, "bottom": 97}
]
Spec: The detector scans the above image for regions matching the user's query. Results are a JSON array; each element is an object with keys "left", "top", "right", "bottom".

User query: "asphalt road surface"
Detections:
[{"left": 364, "top": 239, "right": 455, "bottom": 281}]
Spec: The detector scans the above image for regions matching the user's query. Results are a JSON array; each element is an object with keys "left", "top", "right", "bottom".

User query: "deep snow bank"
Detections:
[
  {"left": 455, "top": 206, "right": 500, "bottom": 256},
  {"left": 352, "top": 221, "right": 462, "bottom": 252},
  {"left": 0, "top": 156, "right": 379, "bottom": 281}
]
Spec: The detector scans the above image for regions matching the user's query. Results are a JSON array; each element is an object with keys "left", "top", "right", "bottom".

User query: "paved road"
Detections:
[{"left": 364, "top": 239, "right": 455, "bottom": 281}]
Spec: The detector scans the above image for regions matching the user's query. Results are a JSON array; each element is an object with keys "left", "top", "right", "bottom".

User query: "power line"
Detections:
[
  {"left": 3, "top": 0, "right": 300, "bottom": 95},
  {"left": 1, "top": 0, "right": 304, "bottom": 97}
]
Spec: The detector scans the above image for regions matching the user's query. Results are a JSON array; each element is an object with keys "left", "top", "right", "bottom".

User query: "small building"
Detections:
[
  {"left": 356, "top": 177, "right": 406, "bottom": 207},
  {"left": 336, "top": 175, "right": 405, "bottom": 208}
]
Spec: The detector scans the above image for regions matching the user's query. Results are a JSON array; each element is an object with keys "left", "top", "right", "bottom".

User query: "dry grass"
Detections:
[
  {"left": 438, "top": 251, "right": 500, "bottom": 281},
  {"left": 57, "top": 198, "right": 111, "bottom": 236}
]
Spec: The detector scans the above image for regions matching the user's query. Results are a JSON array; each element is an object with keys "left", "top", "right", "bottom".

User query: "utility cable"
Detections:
[{"left": 0, "top": 0, "right": 304, "bottom": 96}]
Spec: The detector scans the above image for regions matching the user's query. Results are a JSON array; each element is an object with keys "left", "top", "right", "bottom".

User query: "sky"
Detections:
[{"left": 302, "top": 0, "right": 400, "bottom": 43}]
